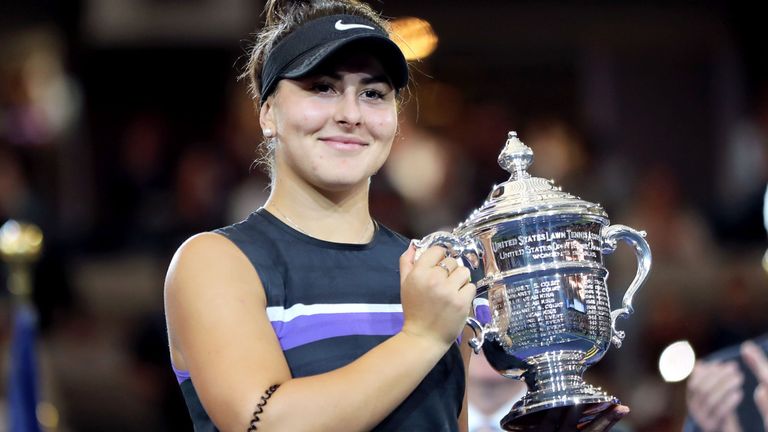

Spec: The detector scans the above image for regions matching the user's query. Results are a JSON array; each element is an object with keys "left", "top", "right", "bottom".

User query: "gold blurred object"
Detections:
[
  {"left": 0, "top": 220, "right": 44, "bottom": 299},
  {"left": 390, "top": 17, "right": 438, "bottom": 61},
  {"left": 36, "top": 401, "right": 60, "bottom": 429}
]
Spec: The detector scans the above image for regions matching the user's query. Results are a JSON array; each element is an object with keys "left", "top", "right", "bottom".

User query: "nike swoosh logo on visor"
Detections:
[{"left": 335, "top": 20, "right": 375, "bottom": 31}]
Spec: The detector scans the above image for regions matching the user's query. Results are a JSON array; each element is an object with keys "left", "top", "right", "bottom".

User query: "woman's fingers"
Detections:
[
  {"left": 581, "top": 405, "right": 630, "bottom": 431},
  {"left": 446, "top": 264, "right": 470, "bottom": 286},
  {"left": 413, "top": 245, "right": 450, "bottom": 268},
  {"left": 400, "top": 244, "right": 475, "bottom": 346},
  {"left": 436, "top": 257, "right": 459, "bottom": 275},
  {"left": 399, "top": 243, "right": 417, "bottom": 285}
]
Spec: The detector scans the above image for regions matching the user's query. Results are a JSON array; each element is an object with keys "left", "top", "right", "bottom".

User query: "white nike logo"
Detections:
[{"left": 334, "top": 20, "right": 374, "bottom": 31}]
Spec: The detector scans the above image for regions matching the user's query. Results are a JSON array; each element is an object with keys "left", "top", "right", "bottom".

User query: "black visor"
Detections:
[{"left": 259, "top": 14, "right": 409, "bottom": 105}]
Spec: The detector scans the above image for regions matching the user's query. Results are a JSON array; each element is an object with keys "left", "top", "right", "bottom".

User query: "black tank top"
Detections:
[{"left": 174, "top": 208, "right": 465, "bottom": 431}]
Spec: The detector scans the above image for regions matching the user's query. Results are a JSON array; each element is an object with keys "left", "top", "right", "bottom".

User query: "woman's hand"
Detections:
[
  {"left": 686, "top": 360, "right": 744, "bottom": 432},
  {"left": 581, "top": 405, "right": 630, "bottom": 431},
  {"left": 399, "top": 243, "right": 477, "bottom": 347}
]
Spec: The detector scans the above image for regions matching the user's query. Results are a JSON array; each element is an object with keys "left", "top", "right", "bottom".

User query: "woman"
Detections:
[{"left": 164, "top": 1, "right": 628, "bottom": 430}]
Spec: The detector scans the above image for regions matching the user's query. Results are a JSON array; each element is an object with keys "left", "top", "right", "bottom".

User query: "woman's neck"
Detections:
[{"left": 264, "top": 174, "right": 375, "bottom": 244}]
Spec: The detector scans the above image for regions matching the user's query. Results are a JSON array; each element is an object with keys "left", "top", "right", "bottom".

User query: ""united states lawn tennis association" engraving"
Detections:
[{"left": 491, "top": 229, "right": 602, "bottom": 261}]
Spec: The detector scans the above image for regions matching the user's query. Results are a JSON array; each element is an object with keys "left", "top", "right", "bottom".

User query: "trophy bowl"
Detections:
[{"left": 415, "top": 132, "right": 651, "bottom": 431}]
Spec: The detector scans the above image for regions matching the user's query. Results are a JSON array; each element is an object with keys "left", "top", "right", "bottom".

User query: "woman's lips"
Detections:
[{"left": 319, "top": 136, "right": 369, "bottom": 151}]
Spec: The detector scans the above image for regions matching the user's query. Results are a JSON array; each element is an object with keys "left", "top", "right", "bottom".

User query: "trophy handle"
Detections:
[
  {"left": 601, "top": 224, "right": 652, "bottom": 348},
  {"left": 412, "top": 231, "right": 483, "bottom": 270},
  {"left": 465, "top": 317, "right": 486, "bottom": 354}
]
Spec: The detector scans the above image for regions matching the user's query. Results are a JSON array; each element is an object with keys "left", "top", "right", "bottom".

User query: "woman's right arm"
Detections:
[{"left": 165, "top": 233, "right": 475, "bottom": 432}]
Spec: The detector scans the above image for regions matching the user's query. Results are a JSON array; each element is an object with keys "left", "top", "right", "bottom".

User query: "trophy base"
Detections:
[
  {"left": 500, "top": 397, "right": 619, "bottom": 431},
  {"left": 499, "top": 350, "right": 620, "bottom": 431}
]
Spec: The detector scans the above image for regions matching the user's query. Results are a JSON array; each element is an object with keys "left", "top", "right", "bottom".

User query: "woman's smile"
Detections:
[{"left": 319, "top": 135, "right": 369, "bottom": 152}]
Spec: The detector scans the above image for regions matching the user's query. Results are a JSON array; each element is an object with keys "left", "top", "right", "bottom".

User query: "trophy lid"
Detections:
[{"left": 455, "top": 131, "right": 607, "bottom": 234}]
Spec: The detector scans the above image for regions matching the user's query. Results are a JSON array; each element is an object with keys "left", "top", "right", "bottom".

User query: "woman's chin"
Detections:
[{"left": 312, "top": 173, "right": 371, "bottom": 193}]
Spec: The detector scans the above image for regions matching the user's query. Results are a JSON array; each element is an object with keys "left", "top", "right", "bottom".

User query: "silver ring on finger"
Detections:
[{"left": 438, "top": 261, "right": 451, "bottom": 275}]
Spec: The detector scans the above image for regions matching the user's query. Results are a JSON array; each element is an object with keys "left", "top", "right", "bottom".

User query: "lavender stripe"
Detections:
[
  {"left": 271, "top": 312, "right": 404, "bottom": 350},
  {"left": 172, "top": 364, "right": 191, "bottom": 384}
]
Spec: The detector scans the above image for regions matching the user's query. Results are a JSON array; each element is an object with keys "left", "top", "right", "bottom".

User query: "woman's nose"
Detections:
[{"left": 334, "top": 91, "right": 362, "bottom": 127}]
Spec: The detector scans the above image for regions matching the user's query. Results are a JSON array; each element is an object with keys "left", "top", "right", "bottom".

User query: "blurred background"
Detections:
[{"left": 1, "top": 0, "right": 767, "bottom": 431}]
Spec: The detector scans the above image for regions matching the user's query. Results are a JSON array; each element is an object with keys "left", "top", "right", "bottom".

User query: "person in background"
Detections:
[
  {"left": 685, "top": 185, "right": 768, "bottom": 432},
  {"left": 685, "top": 338, "right": 768, "bottom": 431},
  {"left": 467, "top": 351, "right": 526, "bottom": 432}
]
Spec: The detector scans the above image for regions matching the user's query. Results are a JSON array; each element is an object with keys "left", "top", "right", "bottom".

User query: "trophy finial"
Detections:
[{"left": 498, "top": 131, "right": 533, "bottom": 180}]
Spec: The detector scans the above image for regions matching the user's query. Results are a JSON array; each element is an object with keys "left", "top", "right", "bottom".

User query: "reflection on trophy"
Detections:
[
  {"left": 415, "top": 132, "right": 651, "bottom": 430},
  {"left": 564, "top": 241, "right": 587, "bottom": 314}
]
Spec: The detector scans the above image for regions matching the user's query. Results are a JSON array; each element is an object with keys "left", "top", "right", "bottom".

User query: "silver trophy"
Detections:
[{"left": 415, "top": 132, "right": 651, "bottom": 430}]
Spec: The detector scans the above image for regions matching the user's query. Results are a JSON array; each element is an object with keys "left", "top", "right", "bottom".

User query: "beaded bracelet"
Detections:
[{"left": 247, "top": 384, "right": 280, "bottom": 431}]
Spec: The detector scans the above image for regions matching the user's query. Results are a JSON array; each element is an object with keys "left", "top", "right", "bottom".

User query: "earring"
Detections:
[{"left": 263, "top": 128, "right": 274, "bottom": 138}]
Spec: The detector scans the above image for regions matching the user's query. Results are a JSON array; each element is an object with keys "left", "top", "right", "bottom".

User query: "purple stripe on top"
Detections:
[
  {"left": 272, "top": 311, "right": 404, "bottom": 350},
  {"left": 172, "top": 363, "right": 191, "bottom": 384}
]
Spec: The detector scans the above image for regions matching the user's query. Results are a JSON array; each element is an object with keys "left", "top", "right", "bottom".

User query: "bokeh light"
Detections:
[
  {"left": 390, "top": 17, "right": 438, "bottom": 60},
  {"left": 658, "top": 340, "right": 696, "bottom": 383}
]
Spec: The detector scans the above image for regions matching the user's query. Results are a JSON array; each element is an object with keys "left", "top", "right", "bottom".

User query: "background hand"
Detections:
[
  {"left": 741, "top": 341, "right": 768, "bottom": 431},
  {"left": 686, "top": 360, "right": 744, "bottom": 432}
]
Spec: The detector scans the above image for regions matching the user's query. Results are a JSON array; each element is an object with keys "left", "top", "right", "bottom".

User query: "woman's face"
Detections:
[{"left": 261, "top": 53, "right": 398, "bottom": 192}]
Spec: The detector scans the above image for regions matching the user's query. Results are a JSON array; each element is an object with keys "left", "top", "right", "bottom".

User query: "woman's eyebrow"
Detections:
[
  {"left": 316, "top": 72, "right": 341, "bottom": 81},
  {"left": 361, "top": 75, "right": 391, "bottom": 85},
  {"left": 313, "top": 72, "right": 390, "bottom": 85}
]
